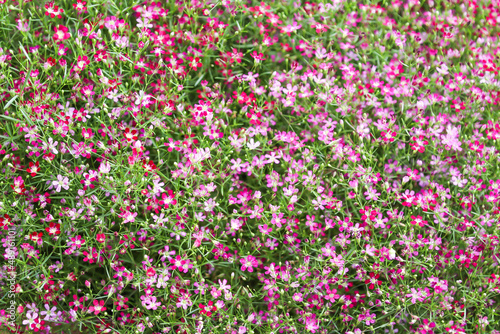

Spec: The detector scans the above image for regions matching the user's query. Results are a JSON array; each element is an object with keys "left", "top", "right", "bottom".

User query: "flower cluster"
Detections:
[{"left": 1, "top": 1, "right": 500, "bottom": 334}]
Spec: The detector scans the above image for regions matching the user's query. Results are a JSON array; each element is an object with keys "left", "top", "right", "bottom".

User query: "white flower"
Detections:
[
  {"left": 136, "top": 18, "right": 153, "bottom": 29},
  {"left": 99, "top": 161, "right": 111, "bottom": 174},
  {"left": 246, "top": 138, "right": 261, "bottom": 150}
]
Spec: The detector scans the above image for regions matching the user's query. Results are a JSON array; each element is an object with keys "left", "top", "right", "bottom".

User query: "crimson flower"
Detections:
[
  {"left": 199, "top": 301, "right": 217, "bottom": 317},
  {"left": 142, "top": 159, "right": 157, "bottom": 176},
  {"left": 45, "top": 2, "right": 64, "bottom": 19},
  {"left": 72, "top": 0, "right": 87, "bottom": 13},
  {"left": 365, "top": 272, "right": 381, "bottom": 290},
  {"left": 26, "top": 161, "right": 40, "bottom": 176},
  {"left": 0, "top": 214, "right": 12, "bottom": 230},
  {"left": 123, "top": 128, "right": 138, "bottom": 141},
  {"left": 45, "top": 222, "right": 61, "bottom": 236},
  {"left": 30, "top": 231, "right": 44, "bottom": 243},
  {"left": 187, "top": 56, "right": 203, "bottom": 71}
]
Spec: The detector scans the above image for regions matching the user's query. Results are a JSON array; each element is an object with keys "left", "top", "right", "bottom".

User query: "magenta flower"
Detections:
[
  {"left": 88, "top": 300, "right": 106, "bottom": 315},
  {"left": 53, "top": 25, "right": 70, "bottom": 41}
]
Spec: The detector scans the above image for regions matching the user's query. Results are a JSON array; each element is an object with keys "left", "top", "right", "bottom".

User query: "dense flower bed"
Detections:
[{"left": 1, "top": 0, "right": 500, "bottom": 333}]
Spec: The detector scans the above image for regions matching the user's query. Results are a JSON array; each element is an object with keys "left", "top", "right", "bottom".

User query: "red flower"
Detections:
[
  {"left": 0, "top": 214, "right": 12, "bottom": 230},
  {"left": 67, "top": 272, "right": 77, "bottom": 282},
  {"left": 30, "top": 231, "right": 44, "bottom": 243},
  {"left": 228, "top": 48, "right": 243, "bottom": 63},
  {"left": 74, "top": 55, "right": 90, "bottom": 72},
  {"left": 469, "top": 140, "right": 484, "bottom": 153},
  {"left": 187, "top": 57, "right": 203, "bottom": 71},
  {"left": 123, "top": 128, "right": 138, "bottom": 141},
  {"left": 94, "top": 49, "right": 108, "bottom": 62},
  {"left": 409, "top": 135, "right": 428, "bottom": 153},
  {"left": 164, "top": 138, "right": 180, "bottom": 152},
  {"left": 45, "top": 57, "right": 58, "bottom": 68},
  {"left": 365, "top": 272, "right": 381, "bottom": 290},
  {"left": 45, "top": 222, "right": 61, "bottom": 236},
  {"left": 44, "top": 152, "right": 55, "bottom": 161},
  {"left": 199, "top": 301, "right": 217, "bottom": 317},
  {"left": 32, "top": 192, "right": 51, "bottom": 207},
  {"left": 26, "top": 161, "right": 40, "bottom": 177},
  {"left": 212, "top": 243, "right": 229, "bottom": 260},
  {"left": 73, "top": 0, "right": 87, "bottom": 13},
  {"left": 45, "top": 2, "right": 64, "bottom": 19},
  {"left": 251, "top": 51, "right": 266, "bottom": 62},
  {"left": 233, "top": 91, "right": 255, "bottom": 105},
  {"left": 142, "top": 159, "right": 157, "bottom": 176}
]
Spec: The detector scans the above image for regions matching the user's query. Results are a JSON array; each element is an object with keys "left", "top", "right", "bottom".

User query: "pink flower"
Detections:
[
  {"left": 305, "top": 314, "right": 319, "bottom": 333},
  {"left": 88, "top": 300, "right": 106, "bottom": 315},
  {"left": 52, "top": 175, "right": 70, "bottom": 192},
  {"left": 240, "top": 255, "right": 258, "bottom": 272},
  {"left": 53, "top": 25, "right": 71, "bottom": 41},
  {"left": 119, "top": 210, "right": 137, "bottom": 224},
  {"left": 140, "top": 295, "right": 161, "bottom": 310},
  {"left": 419, "top": 319, "right": 436, "bottom": 334}
]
